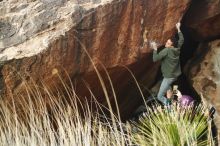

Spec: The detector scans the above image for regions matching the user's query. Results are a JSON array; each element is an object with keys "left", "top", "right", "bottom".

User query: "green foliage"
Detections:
[{"left": 132, "top": 104, "right": 215, "bottom": 146}]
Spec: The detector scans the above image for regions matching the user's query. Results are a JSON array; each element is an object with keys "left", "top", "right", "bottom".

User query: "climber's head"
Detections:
[
  {"left": 165, "top": 34, "right": 178, "bottom": 48},
  {"left": 165, "top": 39, "right": 174, "bottom": 48}
]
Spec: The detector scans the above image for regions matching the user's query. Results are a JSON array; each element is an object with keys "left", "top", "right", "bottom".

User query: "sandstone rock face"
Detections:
[
  {"left": 184, "top": 0, "right": 220, "bottom": 136},
  {"left": 184, "top": 0, "right": 220, "bottom": 41},
  {"left": 185, "top": 40, "right": 220, "bottom": 136},
  {"left": 186, "top": 40, "right": 220, "bottom": 110},
  {"left": 0, "top": 0, "right": 190, "bottom": 118}
]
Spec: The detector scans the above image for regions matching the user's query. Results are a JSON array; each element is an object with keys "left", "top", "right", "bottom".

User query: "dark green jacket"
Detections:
[{"left": 153, "top": 32, "right": 184, "bottom": 78}]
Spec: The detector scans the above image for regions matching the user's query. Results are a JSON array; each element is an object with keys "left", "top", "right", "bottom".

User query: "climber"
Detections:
[{"left": 150, "top": 22, "right": 184, "bottom": 105}]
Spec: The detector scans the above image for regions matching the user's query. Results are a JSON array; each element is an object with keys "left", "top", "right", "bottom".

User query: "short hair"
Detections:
[{"left": 170, "top": 33, "right": 179, "bottom": 48}]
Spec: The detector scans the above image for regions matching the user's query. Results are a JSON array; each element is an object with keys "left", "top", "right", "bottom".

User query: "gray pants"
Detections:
[{"left": 157, "top": 77, "right": 176, "bottom": 105}]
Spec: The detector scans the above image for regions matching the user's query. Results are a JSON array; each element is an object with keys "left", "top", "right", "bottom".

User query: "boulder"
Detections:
[
  {"left": 0, "top": 0, "right": 190, "bottom": 119},
  {"left": 184, "top": 0, "right": 220, "bottom": 136},
  {"left": 185, "top": 40, "right": 220, "bottom": 136},
  {"left": 184, "top": 0, "right": 220, "bottom": 41}
]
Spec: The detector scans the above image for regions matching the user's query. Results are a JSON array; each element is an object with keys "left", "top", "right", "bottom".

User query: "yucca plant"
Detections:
[{"left": 131, "top": 103, "right": 215, "bottom": 146}]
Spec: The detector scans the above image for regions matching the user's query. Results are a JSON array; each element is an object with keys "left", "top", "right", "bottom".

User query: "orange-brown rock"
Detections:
[
  {"left": 184, "top": 0, "right": 220, "bottom": 41},
  {"left": 185, "top": 40, "right": 220, "bottom": 136},
  {"left": 0, "top": 0, "right": 190, "bottom": 119},
  {"left": 184, "top": 0, "right": 220, "bottom": 136}
]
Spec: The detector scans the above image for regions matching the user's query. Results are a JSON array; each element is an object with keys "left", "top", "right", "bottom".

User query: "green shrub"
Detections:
[{"left": 132, "top": 104, "right": 215, "bottom": 146}]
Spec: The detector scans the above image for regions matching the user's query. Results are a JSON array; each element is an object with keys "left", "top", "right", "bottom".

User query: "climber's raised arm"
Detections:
[{"left": 176, "top": 22, "right": 184, "bottom": 48}]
